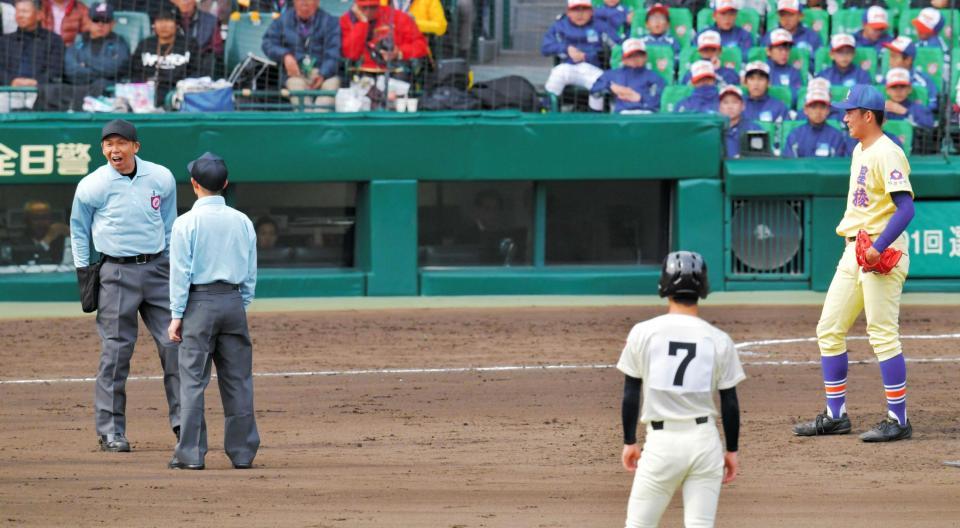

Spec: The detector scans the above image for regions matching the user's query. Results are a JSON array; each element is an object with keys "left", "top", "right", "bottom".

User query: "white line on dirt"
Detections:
[{"left": 2, "top": 334, "right": 959, "bottom": 386}]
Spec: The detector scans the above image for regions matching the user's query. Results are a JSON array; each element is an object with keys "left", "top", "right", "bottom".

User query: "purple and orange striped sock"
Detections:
[
  {"left": 822, "top": 352, "right": 849, "bottom": 419},
  {"left": 880, "top": 354, "right": 908, "bottom": 425}
]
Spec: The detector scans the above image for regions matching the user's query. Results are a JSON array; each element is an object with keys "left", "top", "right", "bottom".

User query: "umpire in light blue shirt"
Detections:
[
  {"left": 70, "top": 119, "right": 180, "bottom": 453},
  {"left": 166, "top": 152, "right": 259, "bottom": 470}
]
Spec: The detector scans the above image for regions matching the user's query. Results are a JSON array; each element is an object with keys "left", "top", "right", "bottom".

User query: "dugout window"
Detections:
[
  {"left": 0, "top": 184, "right": 76, "bottom": 273},
  {"left": 545, "top": 181, "right": 670, "bottom": 265},
  {"left": 418, "top": 182, "right": 534, "bottom": 267},
  {"left": 229, "top": 183, "right": 357, "bottom": 268}
]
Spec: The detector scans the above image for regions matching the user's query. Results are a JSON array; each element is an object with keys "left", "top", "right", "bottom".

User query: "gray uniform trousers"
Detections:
[
  {"left": 95, "top": 255, "right": 180, "bottom": 435},
  {"left": 175, "top": 285, "right": 259, "bottom": 466}
]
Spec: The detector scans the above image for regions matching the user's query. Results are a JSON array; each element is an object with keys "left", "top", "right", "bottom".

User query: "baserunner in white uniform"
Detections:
[{"left": 617, "top": 251, "right": 746, "bottom": 528}]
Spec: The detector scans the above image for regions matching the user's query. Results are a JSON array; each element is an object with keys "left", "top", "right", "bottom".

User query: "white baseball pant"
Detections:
[{"left": 544, "top": 62, "right": 605, "bottom": 111}]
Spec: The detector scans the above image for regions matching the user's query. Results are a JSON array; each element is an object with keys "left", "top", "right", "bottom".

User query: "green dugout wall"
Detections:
[{"left": 0, "top": 112, "right": 956, "bottom": 300}]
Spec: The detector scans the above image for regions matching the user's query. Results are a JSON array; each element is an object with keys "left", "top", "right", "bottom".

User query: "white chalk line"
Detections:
[{"left": 2, "top": 333, "right": 960, "bottom": 386}]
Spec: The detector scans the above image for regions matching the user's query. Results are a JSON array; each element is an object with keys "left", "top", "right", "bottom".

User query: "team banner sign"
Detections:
[{"left": 905, "top": 201, "right": 960, "bottom": 278}]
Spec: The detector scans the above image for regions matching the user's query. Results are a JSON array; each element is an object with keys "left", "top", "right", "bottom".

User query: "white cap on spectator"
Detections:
[
  {"left": 777, "top": 0, "right": 801, "bottom": 14},
  {"left": 714, "top": 0, "right": 737, "bottom": 13},
  {"left": 808, "top": 77, "right": 831, "bottom": 92},
  {"left": 744, "top": 60, "right": 770, "bottom": 76},
  {"left": 690, "top": 60, "right": 717, "bottom": 82},
  {"left": 768, "top": 28, "right": 794, "bottom": 46},
  {"left": 864, "top": 5, "right": 888, "bottom": 30},
  {"left": 914, "top": 7, "right": 943, "bottom": 33},
  {"left": 720, "top": 85, "right": 744, "bottom": 100},
  {"left": 885, "top": 67, "right": 911, "bottom": 87},
  {"left": 805, "top": 88, "right": 830, "bottom": 106},
  {"left": 697, "top": 30, "right": 722, "bottom": 50},
  {"left": 830, "top": 33, "right": 856, "bottom": 51},
  {"left": 622, "top": 38, "right": 647, "bottom": 57},
  {"left": 567, "top": 0, "right": 592, "bottom": 9}
]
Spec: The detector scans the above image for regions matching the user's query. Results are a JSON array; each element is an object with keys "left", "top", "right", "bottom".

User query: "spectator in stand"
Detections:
[
  {"left": 64, "top": 2, "right": 129, "bottom": 85},
  {"left": 719, "top": 85, "right": 765, "bottom": 159},
  {"left": 706, "top": 0, "right": 753, "bottom": 62},
  {"left": 41, "top": 0, "right": 89, "bottom": 46},
  {"left": 742, "top": 61, "right": 789, "bottom": 123},
  {"left": 639, "top": 3, "right": 679, "bottom": 58},
  {"left": 14, "top": 200, "right": 71, "bottom": 265},
  {"left": 340, "top": 0, "right": 429, "bottom": 72},
  {"left": 594, "top": 0, "right": 629, "bottom": 42},
  {"left": 802, "top": 0, "right": 838, "bottom": 13},
  {"left": 0, "top": 0, "right": 64, "bottom": 89},
  {"left": 171, "top": 0, "right": 222, "bottom": 76},
  {"left": 766, "top": 28, "right": 803, "bottom": 102},
  {"left": 884, "top": 36, "right": 938, "bottom": 113},
  {"left": 591, "top": 38, "right": 664, "bottom": 113},
  {"left": 783, "top": 86, "right": 847, "bottom": 158},
  {"left": 676, "top": 60, "right": 719, "bottom": 113},
  {"left": 540, "top": 0, "right": 616, "bottom": 112},
  {"left": 132, "top": 7, "right": 198, "bottom": 108},
  {"left": 760, "top": 0, "right": 821, "bottom": 53},
  {"left": 263, "top": 0, "right": 340, "bottom": 111},
  {"left": 393, "top": 0, "right": 447, "bottom": 38},
  {"left": 680, "top": 30, "right": 739, "bottom": 86},
  {"left": 815, "top": 33, "right": 872, "bottom": 88},
  {"left": 854, "top": 6, "right": 892, "bottom": 51},
  {"left": 808, "top": 76, "right": 844, "bottom": 120},
  {"left": 884, "top": 67, "right": 934, "bottom": 129},
  {"left": 642, "top": 0, "right": 706, "bottom": 12},
  {"left": 912, "top": 7, "right": 948, "bottom": 53}
]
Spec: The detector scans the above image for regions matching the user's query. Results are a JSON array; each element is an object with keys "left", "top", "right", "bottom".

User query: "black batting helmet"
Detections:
[{"left": 658, "top": 251, "right": 709, "bottom": 299}]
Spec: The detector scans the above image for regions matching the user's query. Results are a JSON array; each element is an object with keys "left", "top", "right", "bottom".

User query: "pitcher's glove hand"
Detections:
[{"left": 856, "top": 229, "right": 902, "bottom": 274}]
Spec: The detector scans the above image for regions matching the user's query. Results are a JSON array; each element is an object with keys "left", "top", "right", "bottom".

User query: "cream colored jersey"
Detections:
[
  {"left": 836, "top": 134, "right": 913, "bottom": 239},
  {"left": 617, "top": 313, "right": 746, "bottom": 423}
]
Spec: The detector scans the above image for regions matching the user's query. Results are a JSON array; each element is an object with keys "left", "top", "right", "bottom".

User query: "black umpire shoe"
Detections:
[
  {"left": 99, "top": 434, "right": 131, "bottom": 452},
  {"left": 860, "top": 417, "right": 912, "bottom": 442},
  {"left": 793, "top": 410, "right": 852, "bottom": 436},
  {"left": 168, "top": 455, "right": 204, "bottom": 470},
  {"left": 233, "top": 463, "right": 253, "bottom": 470},
  {"left": 173, "top": 426, "right": 180, "bottom": 442}
]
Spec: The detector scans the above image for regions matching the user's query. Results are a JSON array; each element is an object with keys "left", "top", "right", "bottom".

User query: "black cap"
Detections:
[
  {"left": 101, "top": 119, "right": 138, "bottom": 142},
  {"left": 188, "top": 152, "right": 229, "bottom": 191},
  {"left": 89, "top": 2, "right": 114, "bottom": 23},
  {"left": 151, "top": 6, "right": 178, "bottom": 22}
]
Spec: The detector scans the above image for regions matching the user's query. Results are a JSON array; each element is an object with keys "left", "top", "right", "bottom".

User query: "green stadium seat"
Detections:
[
  {"left": 896, "top": 8, "right": 923, "bottom": 39},
  {"left": 225, "top": 12, "right": 275, "bottom": 75},
  {"left": 813, "top": 46, "right": 874, "bottom": 76},
  {"left": 321, "top": 0, "right": 352, "bottom": 16},
  {"left": 629, "top": 8, "right": 694, "bottom": 50},
  {"left": 878, "top": 47, "right": 944, "bottom": 81},
  {"left": 767, "top": 84, "right": 793, "bottom": 108},
  {"left": 609, "top": 44, "right": 675, "bottom": 84},
  {"left": 678, "top": 47, "right": 741, "bottom": 81},
  {"left": 660, "top": 85, "right": 692, "bottom": 112},
  {"left": 113, "top": 11, "right": 150, "bottom": 53},
  {"left": 882, "top": 120, "right": 913, "bottom": 155},
  {"left": 826, "top": 119, "right": 844, "bottom": 131},
  {"left": 831, "top": 8, "right": 864, "bottom": 35},
  {"left": 780, "top": 119, "right": 804, "bottom": 146},
  {"left": 880, "top": 83, "right": 929, "bottom": 107},
  {"left": 765, "top": 7, "right": 830, "bottom": 43},
  {"left": 696, "top": 7, "right": 761, "bottom": 38}
]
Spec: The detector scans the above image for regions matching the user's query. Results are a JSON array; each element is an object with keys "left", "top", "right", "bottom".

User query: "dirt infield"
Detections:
[{"left": 1, "top": 305, "right": 959, "bottom": 527}]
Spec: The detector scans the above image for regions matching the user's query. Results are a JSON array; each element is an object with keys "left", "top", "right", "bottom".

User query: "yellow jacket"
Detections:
[{"left": 407, "top": 0, "right": 447, "bottom": 36}]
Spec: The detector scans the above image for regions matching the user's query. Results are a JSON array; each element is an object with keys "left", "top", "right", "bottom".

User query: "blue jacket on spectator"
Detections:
[
  {"left": 725, "top": 118, "right": 765, "bottom": 158},
  {"left": 640, "top": 33, "right": 680, "bottom": 57},
  {"left": 744, "top": 93, "right": 788, "bottom": 122},
  {"left": 676, "top": 84, "right": 719, "bottom": 113},
  {"left": 815, "top": 63, "right": 873, "bottom": 88},
  {"left": 542, "top": 16, "right": 617, "bottom": 67},
  {"left": 845, "top": 130, "right": 903, "bottom": 153},
  {"left": 681, "top": 65, "right": 740, "bottom": 87},
  {"left": 767, "top": 60, "right": 802, "bottom": 101},
  {"left": 783, "top": 122, "right": 847, "bottom": 158},
  {"left": 64, "top": 32, "right": 130, "bottom": 84},
  {"left": 594, "top": 4, "right": 629, "bottom": 41},
  {"left": 707, "top": 24, "right": 753, "bottom": 61},
  {"left": 760, "top": 24, "right": 822, "bottom": 52},
  {"left": 0, "top": 26, "right": 64, "bottom": 85},
  {"left": 591, "top": 64, "right": 665, "bottom": 113},
  {"left": 262, "top": 7, "right": 341, "bottom": 80},
  {"left": 853, "top": 29, "right": 892, "bottom": 50},
  {"left": 909, "top": 69, "right": 938, "bottom": 113},
  {"left": 886, "top": 99, "right": 935, "bottom": 128},
  {"left": 916, "top": 35, "right": 948, "bottom": 53}
]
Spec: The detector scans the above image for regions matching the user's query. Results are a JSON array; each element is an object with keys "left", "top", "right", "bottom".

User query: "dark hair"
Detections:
[
  {"left": 744, "top": 71, "right": 769, "bottom": 81},
  {"left": 858, "top": 108, "right": 885, "bottom": 126},
  {"left": 671, "top": 294, "right": 699, "bottom": 306},
  {"left": 255, "top": 216, "right": 278, "bottom": 232}
]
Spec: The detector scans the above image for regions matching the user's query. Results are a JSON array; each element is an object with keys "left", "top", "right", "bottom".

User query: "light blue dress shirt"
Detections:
[
  {"left": 169, "top": 195, "right": 257, "bottom": 319},
  {"left": 70, "top": 156, "right": 177, "bottom": 267}
]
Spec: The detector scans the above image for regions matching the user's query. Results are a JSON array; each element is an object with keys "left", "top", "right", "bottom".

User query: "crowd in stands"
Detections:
[{"left": 541, "top": 0, "right": 959, "bottom": 157}]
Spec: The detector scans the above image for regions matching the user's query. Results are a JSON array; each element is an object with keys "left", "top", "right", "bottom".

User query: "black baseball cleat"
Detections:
[
  {"left": 793, "top": 410, "right": 852, "bottom": 436},
  {"left": 168, "top": 455, "right": 204, "bottom": 470},
  {"left": 860, "top": 417, "right": 912, "bottom": 442},
  {"left": 99, "top": 434, "right": 131, "bottom": 452}
]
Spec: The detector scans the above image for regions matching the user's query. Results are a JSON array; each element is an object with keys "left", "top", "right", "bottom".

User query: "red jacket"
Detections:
[
  {"left": 42, "top": 0, "right": 90, "bottom": 46},
  {"left": 340, "top": 6, "right": 428, "bottom": 71}
]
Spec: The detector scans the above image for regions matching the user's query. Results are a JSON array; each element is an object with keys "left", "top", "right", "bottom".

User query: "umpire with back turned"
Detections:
[
  {"left": 70, "top": 119, "right": 181, "bottom": 452},
  {"left": 167, "top": 152, "right": 259, "bottom": 470}
]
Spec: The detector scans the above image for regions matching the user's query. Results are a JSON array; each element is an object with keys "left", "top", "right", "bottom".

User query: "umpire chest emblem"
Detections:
[{"left": 151, "top": 192, "right": 161, "bottom": 210}]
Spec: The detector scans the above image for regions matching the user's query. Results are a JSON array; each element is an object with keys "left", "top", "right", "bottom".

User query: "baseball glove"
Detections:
[{"left": 856, "top": 229, "right": 902, "bottom": 274}]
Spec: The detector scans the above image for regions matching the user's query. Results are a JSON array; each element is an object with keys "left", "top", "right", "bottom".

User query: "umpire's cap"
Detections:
[
  {"left": 188, "top": 152, "right": 228, "bottom": 191},
  {"left": 101, "top": 119, "right": 138, "bottom": 142},
  {"left": 658, "top": 251, "right": 709, "bottom": 299}
]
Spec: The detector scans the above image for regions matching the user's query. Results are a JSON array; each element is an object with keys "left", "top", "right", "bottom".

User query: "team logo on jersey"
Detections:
[
  {"left": 151, "top": 192, "right": 161, "bottom": 210},
  {"left": 890, "top": 169, "right": 903, "bottom": 181}
]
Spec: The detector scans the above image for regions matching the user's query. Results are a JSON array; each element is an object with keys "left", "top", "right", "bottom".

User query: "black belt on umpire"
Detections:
[
  {"left": 102, "top": 252, "right": 162, "bottom": 264},
  {"left": 190, "top": 281, "right": 240, "bottom": 292},
  {"left": 650, "top": 416, "right": 709, "bottom": 430}
]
